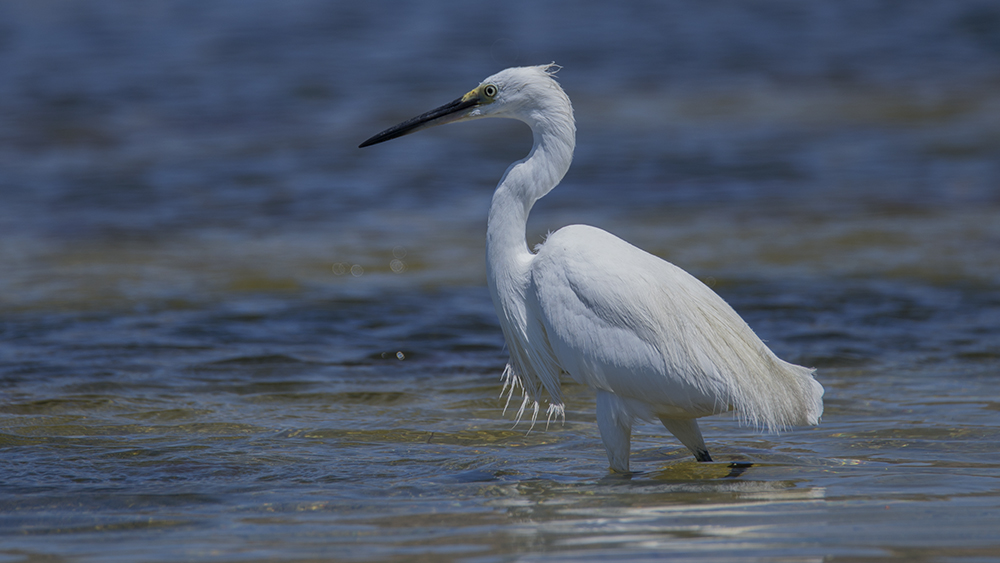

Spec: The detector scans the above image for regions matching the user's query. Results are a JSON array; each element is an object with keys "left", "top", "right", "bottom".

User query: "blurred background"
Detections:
[
  {"left": 1, "top": 0, "right": 998, "bottom": 307},
  {"left": 1, "top": 1, "right": 999, "bottom": 561}
]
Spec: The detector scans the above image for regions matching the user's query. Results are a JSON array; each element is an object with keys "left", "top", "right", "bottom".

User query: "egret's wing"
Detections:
[{"left": 529, "top": 225, "right": 822, "bottom": 427}]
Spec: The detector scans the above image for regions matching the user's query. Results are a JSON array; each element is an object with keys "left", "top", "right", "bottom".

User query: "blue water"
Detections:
[{"left": 2, "top": 1, "right": 999, "bottom": 561}]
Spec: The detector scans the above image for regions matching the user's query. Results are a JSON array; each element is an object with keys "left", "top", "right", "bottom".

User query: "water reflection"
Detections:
[{"left": 483, "top": 475, "right": 827, "bottom": 561}]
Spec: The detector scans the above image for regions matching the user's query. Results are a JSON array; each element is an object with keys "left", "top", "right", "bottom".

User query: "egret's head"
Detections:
[{"left": 359, "top": 64, "right": 568, "bottom": 148}]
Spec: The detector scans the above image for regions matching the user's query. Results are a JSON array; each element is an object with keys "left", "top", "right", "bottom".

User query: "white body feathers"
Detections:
[
  {"left": 362, "top": 64, "right": 824, "bottom": 472},
  {"left": 481, "top": 66, "right": 822, "bottom": 471}
]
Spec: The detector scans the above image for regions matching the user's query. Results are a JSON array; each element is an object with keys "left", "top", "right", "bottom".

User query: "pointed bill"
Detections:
[{"left": 359, "top": 91, "right": 480, "bottom": 148}]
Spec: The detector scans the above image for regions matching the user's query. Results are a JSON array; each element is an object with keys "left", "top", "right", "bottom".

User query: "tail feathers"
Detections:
[
  {"left": 680, "top": 281, "right": 824, "bottom": 431},
  {"left": 734, "top": 359, "right": 824, "bottom": 430}
]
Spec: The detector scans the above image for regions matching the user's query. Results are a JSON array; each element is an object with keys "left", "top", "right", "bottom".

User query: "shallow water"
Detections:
[{"left": 2, "top": 1, "right": 1000, "bottom": 562}]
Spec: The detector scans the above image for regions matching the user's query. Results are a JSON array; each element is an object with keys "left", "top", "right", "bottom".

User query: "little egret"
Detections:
[{"left": 360, "top": 64, "right": 823, "bottom": 472}]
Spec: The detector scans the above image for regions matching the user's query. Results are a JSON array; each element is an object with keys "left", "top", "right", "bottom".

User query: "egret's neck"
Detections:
[{"left": 486, "top": 111, "right": 575, "bottom": 303}]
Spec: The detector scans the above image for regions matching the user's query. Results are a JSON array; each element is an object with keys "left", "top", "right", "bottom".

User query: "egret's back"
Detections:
[{"left": 529, "top": 225, "right": 823, "bottom": 429}]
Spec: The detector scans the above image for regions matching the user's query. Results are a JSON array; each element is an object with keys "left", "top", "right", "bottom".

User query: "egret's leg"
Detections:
[
  {"left": 596, "top": 390, "right": 633, "bottom": 472},
  {"left": 658, "top": 417, "right": 713, "bottom": 462}
]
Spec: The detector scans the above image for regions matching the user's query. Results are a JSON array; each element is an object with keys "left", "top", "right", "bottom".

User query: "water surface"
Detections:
[{"left": 1, "top": 1, "right": 999, "bottom": 561}]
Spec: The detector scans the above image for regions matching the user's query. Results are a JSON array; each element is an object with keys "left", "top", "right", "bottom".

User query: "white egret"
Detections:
[{"left": 360, "top": 64, "right": 823, "bottom": 472}]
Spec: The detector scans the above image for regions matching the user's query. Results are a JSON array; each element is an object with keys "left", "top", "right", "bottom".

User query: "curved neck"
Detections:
[{"left": 486, "top": 114, "right": 576, "bottom": 283}]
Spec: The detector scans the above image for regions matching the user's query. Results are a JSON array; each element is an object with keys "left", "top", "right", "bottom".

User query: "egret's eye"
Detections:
[{"left": 483, "top": 84, "right": 498, "bottom": 99}]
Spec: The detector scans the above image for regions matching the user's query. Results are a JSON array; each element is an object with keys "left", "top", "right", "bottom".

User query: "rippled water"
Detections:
[{"left": 2, "top": 1, "right": 1000, "bottom": 561}]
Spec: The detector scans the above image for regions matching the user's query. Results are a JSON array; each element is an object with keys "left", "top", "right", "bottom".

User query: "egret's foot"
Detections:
[
  {"left": 694, "top": 450, "right": 713, "bottom": 462},
  {"left": 725, "top": 462, "right": 753, "bottom": 478}
]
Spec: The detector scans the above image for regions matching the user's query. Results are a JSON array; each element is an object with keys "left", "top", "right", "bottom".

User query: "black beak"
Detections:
[{"left": 359, "top": 96, "right": 479, "bottom": 148}]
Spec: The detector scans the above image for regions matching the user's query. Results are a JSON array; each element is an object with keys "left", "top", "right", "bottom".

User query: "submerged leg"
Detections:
[
  {"left": 658, "top": 416, "right": 712, "bottom": 462},
  {"left": 596, "top": 390, "right": 633, "bottom": 472}
]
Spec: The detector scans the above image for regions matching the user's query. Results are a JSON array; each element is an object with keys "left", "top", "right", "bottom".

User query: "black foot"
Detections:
[{"left": 694, "top": 450, "right": 713, "bottom": 462}]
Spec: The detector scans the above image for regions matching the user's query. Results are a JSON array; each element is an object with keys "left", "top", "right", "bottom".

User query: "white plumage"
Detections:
[{"left": 360, "top": 64, "right": 823, "bottom": 472}]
